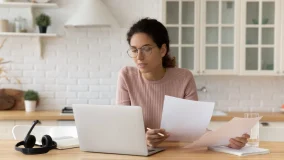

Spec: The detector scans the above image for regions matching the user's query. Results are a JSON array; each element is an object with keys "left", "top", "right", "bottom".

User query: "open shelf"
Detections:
[
  {"left": 0, "top": 2, "right": 58, "bottom": 59},
  {"left": 0, "top": 32, "right": 57, "bottom": 59},
  {"left": 0, "top": 2, "right": 58, "bottom": 8},
  {"left": 0, "top": 32, "right": 57, "bottom": 37}
]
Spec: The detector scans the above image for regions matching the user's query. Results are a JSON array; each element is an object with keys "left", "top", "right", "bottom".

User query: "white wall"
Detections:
[
  {"left": 196, "top": 76, "right": 284, "bottom": 112},
  {"left": 0, "top": 0, "right": 283, "bottom": 112}
]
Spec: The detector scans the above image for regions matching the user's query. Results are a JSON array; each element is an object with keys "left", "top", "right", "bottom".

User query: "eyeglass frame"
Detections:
[{"left": 127, "top": 45, "right": 157, "bottom": 58}]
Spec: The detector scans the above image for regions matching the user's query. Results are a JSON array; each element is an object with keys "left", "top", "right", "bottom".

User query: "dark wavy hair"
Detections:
[{"left": 126, "top": 18, "right": 176, "bottom": 68}]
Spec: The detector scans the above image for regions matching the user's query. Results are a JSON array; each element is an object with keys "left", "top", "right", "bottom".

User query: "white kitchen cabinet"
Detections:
[
  {"left": 260, "top": 123, "right": 284, "bottom": 142},
  {"left": 162, "top": 0, "right": 284, "bottom": 76},
  {"left": 240, "top": 0, "right": 281, "bottom": 76},
  {"left": 162, "top": 0, "right": 200, "bottom": 75},
  {"left": 281, "top": 1, "right": 284, "bottom": 76},
  {"left": 200, "top": 0, "right": 240, "bottom": 75},
  {"left": 209, "top": 121, "right": 284, "bottom": 142},
  {"left": 0, "top": 120, "right": 75, "bottom": 140}
]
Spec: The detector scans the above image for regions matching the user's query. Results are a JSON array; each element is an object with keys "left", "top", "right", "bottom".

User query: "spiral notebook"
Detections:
[
  {"left": 37, "top": 136, "right": 79, "bottom": 150},
  {"left": 54, "top": 137, "right": 79, "bottom": 149},
  {"left": 208, "top": 146, "right": 270, "bottom": 156}
]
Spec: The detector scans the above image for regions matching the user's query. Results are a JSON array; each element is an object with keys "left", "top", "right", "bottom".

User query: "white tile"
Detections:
[
  {"left": 67, "top": 85, "right": 88, "bottom": 92},
  {"left": 89, "top": 99, "right": 110, "bottom": 105},
  {"left": 55, "top": 92, "right": 77, "bottom": 98}
]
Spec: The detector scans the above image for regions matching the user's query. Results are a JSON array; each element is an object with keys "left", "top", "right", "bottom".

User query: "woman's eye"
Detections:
[
  {"left": 143, "top": 47, "right": 151, "bottom": 52},
  {"left": 131, "top": 49, "right": 138, "bottom": 53}
]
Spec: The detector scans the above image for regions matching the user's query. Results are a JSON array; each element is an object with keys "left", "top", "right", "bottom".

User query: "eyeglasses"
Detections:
[{"left": 127, "top": 45, "right": 157, "bottom": 58}]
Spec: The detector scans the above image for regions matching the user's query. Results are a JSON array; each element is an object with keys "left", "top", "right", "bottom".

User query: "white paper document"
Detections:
[
  {"left": 208, "top": 146, "right": 270, "bottom": 156},
  {"left": 160, "top": 95, "right": 215, "bottom": 142},
  {"left": 184, "top": 116, "right": 262, "bottom": 148}
]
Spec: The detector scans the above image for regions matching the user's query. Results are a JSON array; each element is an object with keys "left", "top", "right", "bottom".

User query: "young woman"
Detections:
[{"left": 116, "top": 18, "right": 249, "bottom": 149}]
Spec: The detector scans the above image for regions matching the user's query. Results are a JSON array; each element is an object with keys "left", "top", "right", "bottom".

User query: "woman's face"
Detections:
[{"left": 129, "top": 33, "right": 166, "bottom": 73}]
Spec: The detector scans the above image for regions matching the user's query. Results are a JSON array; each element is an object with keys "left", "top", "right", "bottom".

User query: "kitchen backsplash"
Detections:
[{"left": 0, "top": 0, "right": 283, "bottom": 112}]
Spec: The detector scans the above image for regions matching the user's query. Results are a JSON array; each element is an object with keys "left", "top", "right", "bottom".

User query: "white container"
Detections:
[
  {"left": 0, "top": 19, "right": 8, "bottom": 32},
  {"left": 24, "top": 100, "right": 37, "bottom": 112}
]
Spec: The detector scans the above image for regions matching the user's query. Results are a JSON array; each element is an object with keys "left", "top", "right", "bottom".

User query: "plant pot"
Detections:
[
  {"left": 39, "top": 26, "right": 48, "bottom": 33},
  {"left": 24, "top": 100, "right": 37, "bottom": 112}
]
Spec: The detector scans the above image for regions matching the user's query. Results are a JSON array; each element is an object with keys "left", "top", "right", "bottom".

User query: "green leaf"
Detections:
[
  {"left": 35, "top": 13, "right": 51, "bottom": 27},
  {"left": 24, "top": 90, "right": 39, "bottom": 101}
]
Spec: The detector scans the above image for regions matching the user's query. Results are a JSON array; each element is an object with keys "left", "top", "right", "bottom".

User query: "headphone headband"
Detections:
[{"left": 24, "top": 120, "right": 40, "bottom": 141}]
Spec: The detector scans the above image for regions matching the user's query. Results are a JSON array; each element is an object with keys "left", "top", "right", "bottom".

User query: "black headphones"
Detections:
[{"left": 15, "top": 120, "right": 57, "bottom": 155}]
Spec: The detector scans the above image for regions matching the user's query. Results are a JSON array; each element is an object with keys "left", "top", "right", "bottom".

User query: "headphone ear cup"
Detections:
[
  {"left": 24, "top": 135, "right": 36, "bottom": 148},
  {"left": 41, "top": 135, "right": 53, "bottom": 147}
]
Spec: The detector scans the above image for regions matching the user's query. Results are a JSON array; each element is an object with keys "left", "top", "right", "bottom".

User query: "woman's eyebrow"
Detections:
[{"left": 130, "top": 44, "right": 152, "bottom": 48}]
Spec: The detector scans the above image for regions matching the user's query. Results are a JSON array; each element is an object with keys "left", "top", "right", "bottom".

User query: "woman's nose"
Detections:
[{"left": 137, "top": 50, "right": 144, "bottom": 60}]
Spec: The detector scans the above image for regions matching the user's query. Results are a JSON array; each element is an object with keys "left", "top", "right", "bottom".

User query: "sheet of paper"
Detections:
[
  {"left": 160, "top": 95, "right": 215, "bottom": 142},
  {"left": 184, "top": 116, "right": 262, "bottom": 148}
]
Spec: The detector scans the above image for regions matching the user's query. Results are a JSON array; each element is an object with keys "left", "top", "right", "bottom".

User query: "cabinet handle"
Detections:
[
  {"left": 197, "top": 71, "right": 200, "bottom": 73},
  {"left": 261, "top": 122, "right": 269, "bottom": 126},
  {"left": 202, "top": 70, "right": 205, "bottom": 73},
  {"left": 283, "top": 71, "right": 284, "bottom": 74}
]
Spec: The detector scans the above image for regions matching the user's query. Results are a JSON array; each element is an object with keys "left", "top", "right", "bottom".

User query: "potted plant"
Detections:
[
  {"left": 24, "top": 90, "right": 39, "bottom": 112},
  {"left": 35, "top": 13, "right": 51, "bottom": 33}
]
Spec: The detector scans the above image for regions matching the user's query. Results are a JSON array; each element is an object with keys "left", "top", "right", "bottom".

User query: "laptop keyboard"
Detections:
[{"left": 148, "top": 149, "right": 155, "bottom": 152}]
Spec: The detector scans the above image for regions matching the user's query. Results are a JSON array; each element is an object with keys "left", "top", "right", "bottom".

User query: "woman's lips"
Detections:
[{"left": 138, "top": 63, "right": 147, "bottom": 68}]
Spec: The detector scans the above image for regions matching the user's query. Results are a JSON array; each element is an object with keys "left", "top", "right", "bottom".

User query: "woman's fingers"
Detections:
[
  {"left": 228, "top": 142, "right": 239, "bottom": 149},
  {"left": 146, "top": 128, "right": 170, "bottom": 147},
  {"left": 146, "top": 129, "right": 169, "bottom": 139},
  {"left": 151, "top": 138, "right": 165, "bottom": 143},
  {"left": 147, "top": 129, "right": 165, "bottom": 135},
  {"left": 229, "top": 138, "right": 245, "bottom": 149},
  {"left": 242, "top": 133, "right": 250, "bottom": 139},
  {"left": 147, "top": 134, "right": 161, "bottom": 139},
  {"left": 234, "top": 137, "right": 248, "bottom": 144},
  {"left": 228, "top": 133, "right": 250, "bottom": 149}
]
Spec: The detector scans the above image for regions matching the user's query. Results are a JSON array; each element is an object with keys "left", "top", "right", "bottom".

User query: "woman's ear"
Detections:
[{"left": 160, "top": 44, "right": 167, "bottom": 58}]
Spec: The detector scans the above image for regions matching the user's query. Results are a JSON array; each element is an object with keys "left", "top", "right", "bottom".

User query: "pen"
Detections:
[{"left": 146, "top": 128, "right": 165, "bottom": 137}]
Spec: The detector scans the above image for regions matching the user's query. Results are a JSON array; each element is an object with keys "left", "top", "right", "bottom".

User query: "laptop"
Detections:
[{"left": 72, "top": 104, "right": 165, "bottom": 156}]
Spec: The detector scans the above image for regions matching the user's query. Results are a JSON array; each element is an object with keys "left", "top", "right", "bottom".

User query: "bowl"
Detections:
[{"left": 252, "top": 18, "right": 269, "bottom": 24}]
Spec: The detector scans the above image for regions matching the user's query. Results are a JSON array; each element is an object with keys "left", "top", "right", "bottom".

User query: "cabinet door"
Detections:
[
  {"left": 240, "top": 0, "right": 281, "bottom": 75},
  {"left": 260, "top": 122, "right": 284, "bottom": 142},
  {"left": 281, "top": 1, "right": 284, "bottom": 76},
  {"left": 200, "top": 0, "right": 240, "bottom": 75},
  {"left": 163, "top": 0, "right": 200, "bottom": 75}
]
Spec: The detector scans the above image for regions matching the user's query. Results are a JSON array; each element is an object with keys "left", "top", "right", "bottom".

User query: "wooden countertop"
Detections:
[
  {"left": 0, "top": 111, "right": 284, "bottom": 121},
  {"left": 0, "top": 111, "right": 73, "bottom": 120},
  {"left": 1, "top": 140, "right": 283, "bottom": 160},
  {"left": 211, "top": 112, "right": 284, "bottom": 122}
]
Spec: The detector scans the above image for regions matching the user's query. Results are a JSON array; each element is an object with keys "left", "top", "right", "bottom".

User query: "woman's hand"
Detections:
[
  {"left": 228, "top": 133, "right": 250, "bottom": 149},
  {"left": 146, "top": 128, "right": 170, "bottom": 147}
]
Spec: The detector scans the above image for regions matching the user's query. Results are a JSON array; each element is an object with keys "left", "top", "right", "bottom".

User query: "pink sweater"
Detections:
[{"left": 116, "top": 66, "right": 198, "bottom": 129}]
